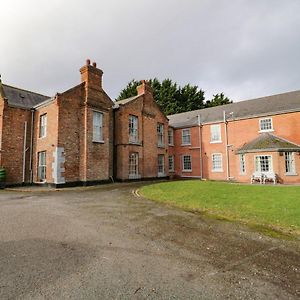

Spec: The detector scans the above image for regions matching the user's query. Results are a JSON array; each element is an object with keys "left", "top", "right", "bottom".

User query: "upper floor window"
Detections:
[
  {"left": 212, "top": 153, "right": 223, "bottom": 172},
  {"left": 168, "top": 128, "right": 174, "bottom": 146},
  {"left": 157, "top": 123, "right": 164, "bottom": 147},
  {"left": 129, "top": 115, "right": 138, "bottom": 143},
  {"left": 182, "top": 128, "right": 191, "bottom": 145},
  {"left": 93, "top": 111, "right": 103, "bottom": 142},
  {"left": 210, "top": 124, "right": 221, "bottom": 143},
  {"left": 39, "top": 114, "right": 47, "bottom": 138},
  {"left": 259, "top": 118, "right": 273, "bottom": 132}
]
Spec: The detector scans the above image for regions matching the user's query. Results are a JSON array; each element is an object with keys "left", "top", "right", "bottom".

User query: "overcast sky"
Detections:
[{"left": 1, "top": 0, "right": 299, "bottom": 102}]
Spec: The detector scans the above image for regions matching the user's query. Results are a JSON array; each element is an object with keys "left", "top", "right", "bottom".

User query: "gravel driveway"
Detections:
[{"left": 0, "top": 182, "right": 299, "bottom": 299}]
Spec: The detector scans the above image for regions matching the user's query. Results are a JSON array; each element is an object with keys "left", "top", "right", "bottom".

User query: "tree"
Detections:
[
  {"left": 205, "top": 93, "right": 232, "bottom": 108},
  {"left": 117, "top": 80, "right": 231, "bottom": 115},
  {"left": 117, "top": 78, "right": 205, "bottom": 115}
]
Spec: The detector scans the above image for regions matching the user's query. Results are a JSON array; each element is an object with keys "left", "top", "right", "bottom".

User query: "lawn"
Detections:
[{"left": 140, "top": 180, "right": 300, "bottom": 237}]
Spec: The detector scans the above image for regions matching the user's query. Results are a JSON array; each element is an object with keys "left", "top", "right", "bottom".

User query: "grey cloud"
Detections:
[{"left": 0, "top": 0, "right": 299, "bottom": 102}]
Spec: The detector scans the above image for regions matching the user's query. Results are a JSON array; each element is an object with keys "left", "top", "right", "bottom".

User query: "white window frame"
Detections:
[
  {"left": 254, "top": 155, "right": 273, "bottom": 173},
  {"left": 168, "top": 128, "right": 174, "bottom": 146},
  {"left": 239, "top": 154, "right": 246, "bottom": 175},
  {"left": 182, "top": 128, "right": 191, "bottom": 145},
  {"left": 212, "top": 153, "right": 223, "bottom": 172},
  {"left": 210, "top": 124, "right": 222, "bottom": 143},
  {"left": 158, "top": 154, "right": 165, "bottom": 176},
  {"left": 93, "top": 111, "right": 104, "bottom": 143},
  {"left": 284, "top": 152, "right": 296, "bottom": 175},
  {"left": 38, "top": 151, "right": 46, "bottom": 182},
  {"left": 129, "top": 115, "right": 138, "bottom": 143},
  {"left": 128, "top": 152, "right": 140, "bottom": 179},
  {"left": 157, "top": 123, "right": 164, "bottom": 147},
  {"left": 182, "top": 155, "right": 192, "bottom": 172},
  {"left": 39, "top": 114, "right": 47, "bottom": 138},
  {"left": 168, "top": 155, "right": 175, "bottom": 172},
  {"left": 259, "top": 117, "right": 273, "bottom": 132}
]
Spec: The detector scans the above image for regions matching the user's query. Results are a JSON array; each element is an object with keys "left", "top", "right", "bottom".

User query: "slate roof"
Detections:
[
  {"left": 113, "top": 94, "right": 141, "bottom": 108},
  {"left": 2, "top": 84, "right": 50, "bottom": 109},
  {"left": 237, "top": 133, "right": 300, "bottom": 154},
  {"left": 168, "top": 90, "right": 300, "bottom": 128}
]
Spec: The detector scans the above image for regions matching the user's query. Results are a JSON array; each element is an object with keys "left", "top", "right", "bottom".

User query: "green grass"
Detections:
[{"left": 140, "top": 180, "right": 300, "bottom": 237}]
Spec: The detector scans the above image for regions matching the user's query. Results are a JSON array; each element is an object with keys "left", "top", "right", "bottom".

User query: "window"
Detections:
[
  {"left": 239, "top": 154, "right": 246, "bottom": 174},
  {"left": 158, "top": 154, "right": 165, "bottom": 176},
  {"left": 129, "top": 115, "right": 138, "bottom": 143},
  {"left": 212, "top": 153, "right": 223, "bottom": 172},
  {"left": 39, "top": 114, "right": 47, "bottom": 138},
  {"left": 129, "top": 152, "right": 139, "bottom": 178},
  {"left": 93, "top": 111, "right": 103, "bottom": 142},
  {"left": 182, "top": 128, "right": 191, "bottom": 145},
  {"left": 285, "top": 152, "right": 296, "bottom": 174},
  {"left": 157, "top": 123, "right": 164, "bottom": 147},
  {"left": 38, "top": 151, "right": 46, "bottom": 182},
  {"left": 168, "top": 128, "right": 174, "bottom": 146},
  {"left": 210, "top": 124, "right": 221, "bottom": 143},
  {"left": 259, "top": 118, "right": 273, "bottom": 132},
  {"left": 168, "top": 155, "right": 174, "bottom": 172},
  {"left": 255, "top": 155, "right": 272, "bottom": 172},
  {"left": 182, "top": 155, "right": 192, "bottom": 171}
]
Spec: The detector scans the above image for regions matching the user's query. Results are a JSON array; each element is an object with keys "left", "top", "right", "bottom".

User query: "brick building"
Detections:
[
  {"left": 0, "top": 60, "right": 300, "bottom": 186},
  {"left": 168, "top": 91, "right": 300, "bottom": 184},
  {"left": 0, "top": 60, "right": 168, "bottom": 186}
]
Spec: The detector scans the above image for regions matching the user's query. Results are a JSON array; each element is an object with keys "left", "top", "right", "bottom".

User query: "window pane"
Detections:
[
  {"left": 129, "top": 115, "right": 138, "bottom": 143},
  {"left": 129, "top": 153, "right": 138, "bottom": 176},
  {"left": 212, "top": 154, "right": 222, "bottom": 171},
  {"left": 168, "top": 155, "right": 174, "bottom": 171},
  {"left": 182, "top": 129, "right": 191, "bottom": 144},
  {"left": 168, "top": 129, "right": 174, "bottom": 145},
  {"left": 259, "top": 118, "right": 272, "bottom": 131},
  {"left": 158, "top": 155, "right": 165, "bottom": 173},
  {"left": 157, "top": 124, "right": 164, "bottom": 146},
  {"left": 285, "top": 152, "right": 295, "bottom": 173},
  {"left": 93, "top": 111, "right": 103, "bottom": 142},
  {"left": 210, "top": 125, "right": 221, "bottom": 142},
  {"left": 183, "top": 155, "right": 192, "bottom": 170}
]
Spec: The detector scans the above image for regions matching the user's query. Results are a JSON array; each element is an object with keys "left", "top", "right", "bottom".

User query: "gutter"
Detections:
[
  {"left": 22, "top": 121, "right": 28, "bottom": 183},
  {"left": 29, "top": 109, "right": 35, "bottom": 183},
  {"left": 197, "top": 115, "right": 203, "bottom": 179}
]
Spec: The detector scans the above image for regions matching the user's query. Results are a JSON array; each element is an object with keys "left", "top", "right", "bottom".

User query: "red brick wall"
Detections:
[
  {"left": 172, "top": 111, "right": 300, "bottom": 184},
  {"left": 115, "top": 88, "right": 169, "bottom": 180}
]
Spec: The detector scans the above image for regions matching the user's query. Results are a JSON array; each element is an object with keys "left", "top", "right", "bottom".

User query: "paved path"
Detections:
[{"left": 0, "top": 182, "right": 299, "bottom": 299}]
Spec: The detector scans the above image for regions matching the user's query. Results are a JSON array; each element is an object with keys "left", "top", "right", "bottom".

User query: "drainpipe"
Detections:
[
  {"left": 223, "top": 111, "right": 230, "bottom": 180},
  {"left": 29, "top": 109, "right": 34, "bottom": 183},
  {"left": 22, "top": 121, "right": 28, "bottom": 183},
  {"left": 197, "top": 115, "right": 203, "bottom": 179}
]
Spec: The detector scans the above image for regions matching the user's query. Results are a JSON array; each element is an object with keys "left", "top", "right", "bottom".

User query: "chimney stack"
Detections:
[
  {"left": 137, "top": 80, "right": 152, "bottom": 95},
  {"left": 80, "top": 59, "right": 103, "bottom": 89}
]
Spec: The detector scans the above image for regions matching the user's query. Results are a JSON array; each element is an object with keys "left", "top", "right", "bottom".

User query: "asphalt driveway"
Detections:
[{"left": 0, "top": 182, "right": 299, "bottom": 299}]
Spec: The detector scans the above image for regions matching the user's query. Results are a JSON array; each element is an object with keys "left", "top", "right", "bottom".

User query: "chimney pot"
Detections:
[
  {"left": 86, "top": 59, "right": 91, "bottom": 65},
  {"left": 92, "top": 62, "right": 97, "bottom": 67}
]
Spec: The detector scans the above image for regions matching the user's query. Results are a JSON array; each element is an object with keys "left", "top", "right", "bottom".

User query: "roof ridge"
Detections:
[{"left": 2, "top": 84, "right": 49, "bottom": 98}]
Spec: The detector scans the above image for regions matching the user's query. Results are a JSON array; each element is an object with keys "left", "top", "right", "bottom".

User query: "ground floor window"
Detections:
[
  {"left": 212, "top": 153, "right": 223, "bottom": 172},
  {"left": 158, "top": 154, "right": 165, "bottom": 175},
  {"left": 129, "top": 152, "right": 139, "bottom": 178},
  {"left": 182, "top": 155, "right": 192, "bottom": 171},
  {"left": 285, "top": 152, "right": 296, "bottom": 174},
  {"left": 255, "top": 155, "right": 272, "bottom": 172},
  {"left": 38, "top": 151, "right": 46, "bottom": 182},
  {"left": 168, "top": 155, "right": 174, "bottom": 172},
  {"left": 239, "top": 154, "right": 246, "bottom": 174}
]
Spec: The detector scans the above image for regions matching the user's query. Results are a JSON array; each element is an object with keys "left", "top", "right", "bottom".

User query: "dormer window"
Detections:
[{"left": 259, "top": 118, "right": 273, "bottom": 132}]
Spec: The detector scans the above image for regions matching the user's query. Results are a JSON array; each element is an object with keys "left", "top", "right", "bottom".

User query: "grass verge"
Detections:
[{"left": 139, "top": 180, "right": 300, "bottom": 238}]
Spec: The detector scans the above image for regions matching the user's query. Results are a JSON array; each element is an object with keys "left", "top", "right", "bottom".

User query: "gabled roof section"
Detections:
[
  {"left": 168, "top": 90, "right": 300, "bottom": 128},
  {"left": 2, "top": 84, "right": 50, "bottom": 109},
  {"left": 237, "top": 133, "right": 300, "bottom": 154},
  {"left": 113, "top": 94, "right": 141, "bottom": 108}
]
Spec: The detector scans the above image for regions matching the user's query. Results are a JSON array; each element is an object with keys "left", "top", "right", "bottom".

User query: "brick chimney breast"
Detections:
[
  {"left": 80, "top": 59, "right": 103, "bottom": 89},
  {"left": 137, "top": 80, "right": 152, "bottom": 95}
]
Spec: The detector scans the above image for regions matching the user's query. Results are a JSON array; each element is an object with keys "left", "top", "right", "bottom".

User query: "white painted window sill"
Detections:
[
  {"left": 210, "top": 140, "right": 222, "bottom": 144},
  {"left": 158, "top": 173, "right": 166, "bottom": 177},
  {"left": 93, "top": 140, "right": 104, "bottom": 144},
  {"left": 129, "top": 174, "right": 141, "bottom": 179},
  {"left": 258, "top": 129, "right": 274, "bottom": 133},
  {"left": 285, "top": 173, "right": 298, "bottom": 176},
  {"left": 168, "top": 144, "right": 174, "bottom": 147},
  {"left": 181, "top": 143, "right": 191, "bottom": 146},
  {"left": 182, "top": 169, "right": 192, "bottom": 172},
  {"left": 212, "top": 169, "right": 223, "bottom": 172}
]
